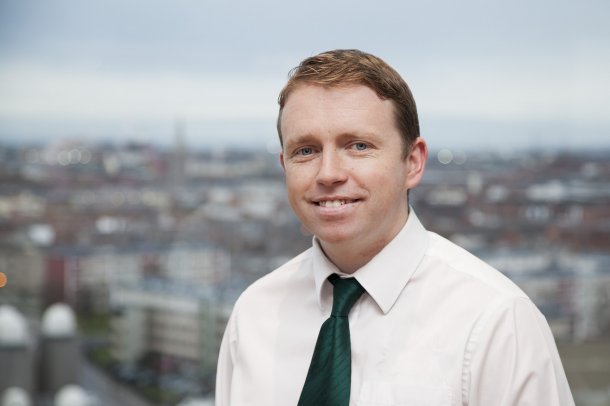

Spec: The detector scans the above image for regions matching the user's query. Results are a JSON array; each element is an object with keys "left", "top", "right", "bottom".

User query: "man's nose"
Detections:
[{"left": 316, "top": 149, "right": 348, "bottom": 186}]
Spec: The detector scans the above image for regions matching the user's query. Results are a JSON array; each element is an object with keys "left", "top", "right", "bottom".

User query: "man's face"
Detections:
[{"left": 280, "top": 84, "right": 423, "bottom": 256}]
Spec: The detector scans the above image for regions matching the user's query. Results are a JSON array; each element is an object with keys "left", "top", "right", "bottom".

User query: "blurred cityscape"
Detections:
[{"left": 0, "top": 134, "right": 609, "bottom": 405}]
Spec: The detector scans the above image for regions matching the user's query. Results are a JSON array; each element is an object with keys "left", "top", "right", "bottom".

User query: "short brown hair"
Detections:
[{"left": 277, "top": 49, "right": 420, "bottom": 156}]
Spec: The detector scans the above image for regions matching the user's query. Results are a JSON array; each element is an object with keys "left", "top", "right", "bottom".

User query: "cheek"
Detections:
[
  {"left": 359, "top": 162, "right": 400, "bottom": 184},
  {"left": 284, "top": 169, "right": 300, "bottom": 186},
  {"left": 284, "top": 170, "right": 308, "bottom": 198},
  {"left": 367, "top": 166, "right": 408, "bottom": 198}
]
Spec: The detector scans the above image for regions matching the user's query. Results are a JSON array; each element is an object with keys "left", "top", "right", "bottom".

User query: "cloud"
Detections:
[
  {"left": 4, "top": 52, "right": 608, "bottom": 132},
  {"left": 410, "top": 54, "right": 610, "bottom": 124},
  {"left": 1, "top": 0, "right": 609, "bottom": 148},
  {"left": 0, "top": 62, "right": 283, "bottom": 122}
]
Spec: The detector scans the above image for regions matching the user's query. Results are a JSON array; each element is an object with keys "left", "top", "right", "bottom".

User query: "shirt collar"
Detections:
[{"left": 312, "top": 209, "right": 429, "bottom": 314}]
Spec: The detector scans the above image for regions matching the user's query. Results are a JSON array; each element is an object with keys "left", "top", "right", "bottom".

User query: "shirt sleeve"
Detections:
[
  {"left": 215, "top": 310, "right": 236, "bottom": 406},
  {"left": 462, "top": 296, "right": 575, "bottom": 406}
]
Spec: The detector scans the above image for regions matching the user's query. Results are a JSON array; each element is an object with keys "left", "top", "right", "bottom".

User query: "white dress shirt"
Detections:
[{"left": 215, "top": 211, "right": 574, "bottom": 405}]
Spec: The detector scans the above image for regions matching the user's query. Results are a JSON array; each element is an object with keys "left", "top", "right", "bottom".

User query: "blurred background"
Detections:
[{"left": 1, "top": 0, "right": 609, "bottom": 405}]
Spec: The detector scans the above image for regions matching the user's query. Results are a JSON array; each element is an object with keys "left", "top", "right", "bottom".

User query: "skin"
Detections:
[{"left": 280, "top": 84, "right": 427, "bottom": 273}]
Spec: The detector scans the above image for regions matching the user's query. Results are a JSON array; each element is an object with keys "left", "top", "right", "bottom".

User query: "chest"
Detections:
[{"left": 233, "top": 295, "right": 473, "bottom": 406}]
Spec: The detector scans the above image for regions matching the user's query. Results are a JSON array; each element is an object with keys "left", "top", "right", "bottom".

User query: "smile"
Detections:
[{"left": 316, "top": 199, "right": 358, "bottom": 208}]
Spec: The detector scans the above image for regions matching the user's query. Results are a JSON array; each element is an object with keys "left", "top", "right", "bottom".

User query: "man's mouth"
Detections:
[{"left": 316, "top": 199, "right": 357, "bottom": 208}]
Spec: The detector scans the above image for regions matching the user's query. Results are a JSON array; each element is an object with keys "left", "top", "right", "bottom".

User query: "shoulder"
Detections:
[
  {"left": 424, "top": 231, "right": 529, "bottom": 301},
  {"left": 422, "top": 231, "right": 555, "bottom": 344}
]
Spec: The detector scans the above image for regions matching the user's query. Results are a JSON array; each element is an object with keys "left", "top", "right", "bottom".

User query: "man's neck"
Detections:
[{"left": 319, "top": 243, "right": 379, "bottom": 274}]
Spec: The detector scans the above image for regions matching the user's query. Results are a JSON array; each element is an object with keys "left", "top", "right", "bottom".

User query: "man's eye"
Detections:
[
  {"left": 353, "top": 143, "right": 368, "bottom": 151},
  {"left": 296, "top": 147, "right": 314, "bottom": 156}
]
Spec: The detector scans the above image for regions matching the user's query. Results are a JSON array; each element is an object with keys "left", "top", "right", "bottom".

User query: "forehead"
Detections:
[{"left": 280, "top": 84, "right": 396, "bottom": 136}]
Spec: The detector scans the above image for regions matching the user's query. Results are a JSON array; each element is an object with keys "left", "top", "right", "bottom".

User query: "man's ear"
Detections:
[{"left": 404, "top": 137, "right": 428, "bottom": 190}]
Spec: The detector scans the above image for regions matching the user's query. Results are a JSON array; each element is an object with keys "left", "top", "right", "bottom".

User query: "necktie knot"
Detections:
[{"left": 329, "top": 274, "right": 365, "bottom": 318}]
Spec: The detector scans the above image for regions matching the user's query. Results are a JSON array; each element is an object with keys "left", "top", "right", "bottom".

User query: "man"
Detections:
[{"left": 216, "top": 49, "right": 574, "bottom": 405}]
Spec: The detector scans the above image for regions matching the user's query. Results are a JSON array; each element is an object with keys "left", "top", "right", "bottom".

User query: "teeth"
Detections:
[{"left": 319, "top": 200, "right": 347, "bottom": 208}]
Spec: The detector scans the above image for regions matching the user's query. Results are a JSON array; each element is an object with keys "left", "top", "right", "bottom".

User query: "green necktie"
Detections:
[{"left": 298, "top": 274, "right": 365, "bottom": 406}]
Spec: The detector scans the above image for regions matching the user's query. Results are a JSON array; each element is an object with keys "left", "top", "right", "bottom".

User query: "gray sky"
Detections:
[{"left": 1, "top": 0, "right": 609, "bottom": 151}]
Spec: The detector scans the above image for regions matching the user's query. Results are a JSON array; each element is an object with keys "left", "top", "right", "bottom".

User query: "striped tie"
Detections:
[{"left": 298, "top": 274, "right": 365, "bottom": 406}]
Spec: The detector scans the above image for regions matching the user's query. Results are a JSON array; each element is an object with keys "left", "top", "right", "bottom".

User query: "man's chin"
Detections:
[{"left": 315, "top": 230, "right": 358, "bottom": 247}]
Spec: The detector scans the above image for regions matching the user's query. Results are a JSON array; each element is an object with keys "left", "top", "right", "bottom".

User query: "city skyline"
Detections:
[{"left": 1, "top": 139, "right": 609, "bottom": 404}]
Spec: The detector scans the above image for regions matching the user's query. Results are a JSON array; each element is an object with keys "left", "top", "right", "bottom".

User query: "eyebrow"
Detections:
[
  {"left": 284, "top": 131, "right": 382, "bottom": 149},
  {"left": 283, "top": 133, "right": 318, "bottom": 150}
]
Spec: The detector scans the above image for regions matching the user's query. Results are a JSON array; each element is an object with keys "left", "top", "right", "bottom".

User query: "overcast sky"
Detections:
[{"left": 1, "top": 0, "right": 609, "bottom": 151}]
